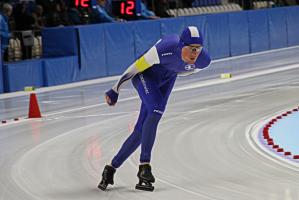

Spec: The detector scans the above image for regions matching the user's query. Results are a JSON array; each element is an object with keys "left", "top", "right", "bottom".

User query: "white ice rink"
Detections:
[{"left": 1, "top": 46, "right": 299, "bottom": 200}]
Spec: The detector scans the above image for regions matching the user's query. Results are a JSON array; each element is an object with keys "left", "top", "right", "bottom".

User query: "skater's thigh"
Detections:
[
  {"left": 134, "top": 103, "right": 148, "bottom": 132},
  {"left": 159, "top": 75, "right": 177, "bottom": 110},
  {"left": 132, "top": 74, "right": 164, "bottom": 113}
]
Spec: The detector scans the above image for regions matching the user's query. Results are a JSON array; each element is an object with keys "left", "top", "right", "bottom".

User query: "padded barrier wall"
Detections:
[
  {"left": 248, "top": 9, "right": 270, "bottom": 53},
  {"left": 228, "top": 12, "right": 250, "bottom": 56},
  {"left": 3, "top": 60, "right": 43, "bottom": 92},
  {"left": 160, "top": 17, "right": 186, "bottom": 37},
  {"left": 77, "top": 24, "right": 107, "bottom": 80},
  {"left": 134, "top": 20, "right": 161, "bottom": 58},
  {"left": 105, "top": 22, "right": 136, "bottom": 76},
  {"left": 207, "top": 13, "right": 230, "bottom": 59},
  {"left": 0, "top": 39, "right": 3, "bottom": 93},
  {"left": 268, "top": 7, "right": 288, "bottom": 49},
  {"left": 1, "top": 6, "right": 299, "bottom": 93},
  {"left": 286, "top": 6, "right": 299, "bottom": 46},
  {"left": 43, "top": 56, "right": 79, "bottom": 87}
]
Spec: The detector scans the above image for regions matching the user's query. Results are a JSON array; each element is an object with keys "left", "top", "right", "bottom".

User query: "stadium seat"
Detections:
[
  {"left": 253, "top": 1, "right": 275, "bottom": 9},
  {"left": 8, "top": 38, "right": 22, "bottom": 62},
  {"left": 32, "top": 36, "right": 42, "bottom": 59},
  {"left": 177, "top": 8, "right": 185, "bottom": 16},
  {"left": 166, "top": 3, "right": 242, "bottom": 17}
]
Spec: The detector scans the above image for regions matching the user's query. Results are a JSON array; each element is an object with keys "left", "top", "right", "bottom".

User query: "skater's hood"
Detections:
[{"left": 179, "top": 26, "right": 203, "bottom": 46}]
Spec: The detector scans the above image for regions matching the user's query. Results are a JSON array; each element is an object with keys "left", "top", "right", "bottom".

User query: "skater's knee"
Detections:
[
  {"left": 134, "top": 124, "right": 143, "bottom": 133},
  {"left": 146, "top": 105, "right": 165, "bottom": 116},
  {"left": 152, "top": 108, "right": 164, "bottom": 116},
  {"left": 144, "top": 111, "right": 163, "bottom": 127},
  {"left": 142, "top": 97, "right": 167, "bottom": 116}
]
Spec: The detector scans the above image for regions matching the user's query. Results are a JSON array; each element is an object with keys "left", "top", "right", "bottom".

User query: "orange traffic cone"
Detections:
[{"left": 28, "top": 93, "right": 42, "bottom": 118}]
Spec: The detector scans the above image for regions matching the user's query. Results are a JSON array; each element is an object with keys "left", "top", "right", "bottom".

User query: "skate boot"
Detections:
[
  {"left": 98, "top": 165, "right": 116, "bottom": 191},
  {"left": 135, "top": 164, "right": 155, "bottom": 192}
]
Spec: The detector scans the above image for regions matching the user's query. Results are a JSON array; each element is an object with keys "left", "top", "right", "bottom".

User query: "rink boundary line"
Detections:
[
  {"left": 246, "top": 109, "right": 299, "bottom": 172},
  {"left": 0, "top": 45, "right": 299, "bottom": 100},
  {"left": 174, "top": 63, "right": 299, "bottom": 92}
]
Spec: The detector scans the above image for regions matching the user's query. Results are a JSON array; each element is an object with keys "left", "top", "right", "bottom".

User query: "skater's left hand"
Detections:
[{"left": 105, "top": 89, "right": 119, "bottom": 106}]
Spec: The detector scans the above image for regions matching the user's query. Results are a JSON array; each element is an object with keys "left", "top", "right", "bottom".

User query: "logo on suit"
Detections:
[{"left": 184, "top": 64, "right": 195, "bottom": 71}]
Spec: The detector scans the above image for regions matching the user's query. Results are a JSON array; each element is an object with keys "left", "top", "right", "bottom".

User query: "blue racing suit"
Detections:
[{"left": 109, "top": 34, "right": 211, "bottom": 168}]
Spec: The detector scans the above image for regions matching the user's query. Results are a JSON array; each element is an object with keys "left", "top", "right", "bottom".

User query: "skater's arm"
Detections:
[
  {"left": 111, "top": 46, "right": 160, "bottom": 93},
  {"left": 105, "top": 46, "right": 160, "bottom": 106}
]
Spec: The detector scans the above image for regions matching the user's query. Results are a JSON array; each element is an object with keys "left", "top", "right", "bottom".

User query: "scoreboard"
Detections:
[
  {"left": 73, "top": 0, "right": 91, "bottom": 8},
  {"left": 111, "top": 0, "right": 141, "bottom": 20},
  {"left": 71, "top": 0, "right": 141, "bottom": 20}
]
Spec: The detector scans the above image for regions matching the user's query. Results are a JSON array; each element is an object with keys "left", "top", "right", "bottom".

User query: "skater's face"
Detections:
[{"left": 181, "top": 44, "right": 202, "bottom": 64}]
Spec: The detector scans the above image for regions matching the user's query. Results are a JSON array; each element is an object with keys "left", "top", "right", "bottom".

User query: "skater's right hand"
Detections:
[{"left": 105, "top": 89, "right": 119, "bottom": 106}]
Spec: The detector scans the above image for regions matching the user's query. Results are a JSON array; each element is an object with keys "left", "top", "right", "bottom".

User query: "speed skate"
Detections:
[{"left": 135, "top": 164, "right": 155, "bottom": 192}]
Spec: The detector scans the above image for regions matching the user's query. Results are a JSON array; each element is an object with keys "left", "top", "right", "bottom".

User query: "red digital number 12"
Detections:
[
  {"left": 121, "top": 0, "right": 135, "bottom": 15},
  {"left": 75, "top": 0, "right": 89, "bottom": 7}
]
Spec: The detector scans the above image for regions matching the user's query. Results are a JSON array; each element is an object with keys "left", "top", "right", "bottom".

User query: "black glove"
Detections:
[{"left": 105, "top": 89, "right": 119, "bottom": 105}]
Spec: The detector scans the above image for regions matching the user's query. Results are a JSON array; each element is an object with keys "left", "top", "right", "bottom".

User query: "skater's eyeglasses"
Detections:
[{"left": 187, "top": 45, "right": 203, "bottom": 53}]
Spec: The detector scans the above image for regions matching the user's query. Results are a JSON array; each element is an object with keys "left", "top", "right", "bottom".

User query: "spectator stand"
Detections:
[{"left": 7, "top": 30, "right": 42, "bottom": 62}]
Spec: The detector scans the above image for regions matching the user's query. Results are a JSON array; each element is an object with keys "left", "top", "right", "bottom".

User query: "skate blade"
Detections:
[
  {"left": 98, "top": 183, "right": 107, "bottom": 191},
  {"left": 135, "top": 184, "right": 154, "bottom": 192}
]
